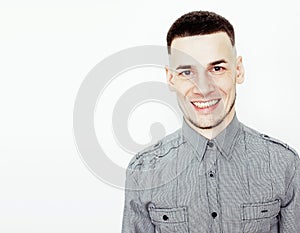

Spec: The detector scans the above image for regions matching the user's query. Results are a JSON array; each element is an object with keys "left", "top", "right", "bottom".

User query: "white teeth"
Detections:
[{"left": 192, "top": 99, "right": 219, "bottom": 108}]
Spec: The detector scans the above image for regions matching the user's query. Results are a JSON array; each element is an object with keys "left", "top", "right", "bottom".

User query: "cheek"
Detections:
[
  {"left": 214, "top": 77, "right": 235, "bottom": 96},
  {"left": 174, "top": 80, "right": 193, "bottom": 98}
]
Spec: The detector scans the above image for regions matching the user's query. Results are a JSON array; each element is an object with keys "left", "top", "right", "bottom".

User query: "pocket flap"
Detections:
[
  {"left": 148, "top": 205, "right": 187, "bottom": 224},
  {"left": 242, "top": 199, "right": 280, "bottom": 220}
]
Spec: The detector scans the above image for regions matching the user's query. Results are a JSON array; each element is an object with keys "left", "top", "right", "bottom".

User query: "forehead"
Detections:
[{"left": 169, "top": 32, "right": 235, "bottom": 66}]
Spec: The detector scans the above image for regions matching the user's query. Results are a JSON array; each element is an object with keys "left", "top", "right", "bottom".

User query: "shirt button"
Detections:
[
  {"left": 162, "top": 215, "right": 169, "bottom": 221},
  {"left": 211, "top": 212, "right": 218, "bottom": 218},
  {"left": 209, "top": 171, "right": 215, "bottom": 177},
  {"left": 207, "top": 141, "right": 214, "bottom": 148}
]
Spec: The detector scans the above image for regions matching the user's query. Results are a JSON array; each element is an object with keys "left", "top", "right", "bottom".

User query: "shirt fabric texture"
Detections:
[{"left": 121, "top": 115, "right": 300, "bottom": 233}]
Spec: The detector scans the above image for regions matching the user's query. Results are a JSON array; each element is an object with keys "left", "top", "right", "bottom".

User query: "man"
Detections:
[{"left": 121, "top": 11, "right": 300, "bottom": 233}]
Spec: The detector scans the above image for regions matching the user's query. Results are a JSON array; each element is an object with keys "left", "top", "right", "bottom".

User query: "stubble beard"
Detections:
[{"left": 182, "top": 93, "right": 236, "bottom": 130}]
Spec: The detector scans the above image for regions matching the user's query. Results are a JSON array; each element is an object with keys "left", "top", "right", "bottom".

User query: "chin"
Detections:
[
  {"left": 192, "top": 119, "right": 221, "bottom": 130},
  {"left": 189, "top": 111, "right": 228, "bottom": 129}
]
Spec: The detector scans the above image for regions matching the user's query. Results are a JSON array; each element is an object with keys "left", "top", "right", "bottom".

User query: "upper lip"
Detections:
[{"left": 190, "top": 98, "right": 220, "bottom": 103}]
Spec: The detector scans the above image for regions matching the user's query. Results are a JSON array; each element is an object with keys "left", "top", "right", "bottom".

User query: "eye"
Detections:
[
  {"left": 178, "top": 70, "right": 194, "bottom": 78},
  {"left": 180, "top": 70, "right": 191, "bottom": 76},
  {"left": 213, "top": 66, "right": 223, "bottom": 71},
  {"left": 210, "top": 66, "right": 226, "bottom": 75}
]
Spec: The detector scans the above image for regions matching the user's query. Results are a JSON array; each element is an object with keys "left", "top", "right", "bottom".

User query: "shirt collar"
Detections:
[{"left": 181, "top": 113, "right": 241, "bottom": 161}]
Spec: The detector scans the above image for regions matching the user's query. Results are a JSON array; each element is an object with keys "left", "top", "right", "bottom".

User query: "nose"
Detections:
[{"left": 191, "top": 70, "right": 215, "bottom": 96}]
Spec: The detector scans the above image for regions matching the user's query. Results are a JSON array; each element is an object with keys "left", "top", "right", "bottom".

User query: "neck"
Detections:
[{"left": 184, "top": 109, "right": 236, "bottom": 140}]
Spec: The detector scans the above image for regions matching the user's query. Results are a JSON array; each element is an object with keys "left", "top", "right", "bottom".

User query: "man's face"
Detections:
[{"left": 166, "top": 32, "right": 244, "bottom": 130}]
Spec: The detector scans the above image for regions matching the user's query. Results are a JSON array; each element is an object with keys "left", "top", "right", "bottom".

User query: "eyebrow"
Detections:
[
  {"left": 175, "top": 59, "right": 228, "bottom": 70},
  {"left": 209, "top": 59, "right": 228, "bottom": 66},
  {"left": 176, "top": 65, "right": 192, "bottom": 70}
]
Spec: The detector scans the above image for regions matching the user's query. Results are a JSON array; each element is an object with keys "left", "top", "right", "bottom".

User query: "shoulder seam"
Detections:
[{"left": 128, "top": 133, "right": 185, "bottom": 170}]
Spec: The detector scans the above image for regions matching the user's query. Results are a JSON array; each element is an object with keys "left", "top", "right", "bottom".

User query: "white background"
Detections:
[{"left": 1, "top": 0, "right": 300, "bottom": 232}]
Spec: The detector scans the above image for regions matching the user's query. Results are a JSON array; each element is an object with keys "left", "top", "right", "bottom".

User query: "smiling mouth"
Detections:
[{"left": 191, "top": 99, "right": 220, "bottom": 109}]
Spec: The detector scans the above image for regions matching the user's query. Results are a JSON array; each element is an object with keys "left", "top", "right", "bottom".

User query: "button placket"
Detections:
[{"left": 204, "top": 144, "right": 221, "bottom": 232}]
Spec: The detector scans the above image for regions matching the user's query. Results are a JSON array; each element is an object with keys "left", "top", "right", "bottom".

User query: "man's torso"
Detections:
[{"left": 126, "top": 119, "right": 298, "bottom": 233}]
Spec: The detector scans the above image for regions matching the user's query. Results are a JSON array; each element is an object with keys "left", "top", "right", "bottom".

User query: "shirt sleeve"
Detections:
[
  {"left": 121, "top": 168, "right": 155, "bottom": 233},
  {"left": 279, "top": 154, "right": 300, "bottom": 232}
]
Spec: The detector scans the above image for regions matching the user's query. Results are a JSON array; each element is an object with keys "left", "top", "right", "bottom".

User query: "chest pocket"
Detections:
[
  {"left": 242, "top": 199, "right": 280, "bottom": 233},
  {"left": 148, "top": 205, "right": 189, "bottom": 233}
]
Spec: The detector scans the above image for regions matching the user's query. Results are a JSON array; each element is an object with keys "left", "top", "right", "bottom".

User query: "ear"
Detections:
[
  {"left": 235, "top": 56, "right": 245, "bottom": 84},
  {"left": 165, "top": 65, "right": 176, "bottom": 91}
]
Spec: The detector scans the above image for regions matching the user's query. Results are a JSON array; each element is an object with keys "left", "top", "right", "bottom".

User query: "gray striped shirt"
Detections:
[{"left": 122, "top": 114, "right": 300, "bottom": 232}]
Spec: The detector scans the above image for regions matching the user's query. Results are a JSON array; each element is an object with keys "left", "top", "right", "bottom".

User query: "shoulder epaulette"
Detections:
[{"left": 260, "top": 134, "right": 298, "bottom": 156}]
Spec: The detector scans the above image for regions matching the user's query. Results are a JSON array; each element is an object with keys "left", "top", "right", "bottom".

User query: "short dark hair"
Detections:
[{"left": 167, "top": 11, "right": 235, "bottom": 53}]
